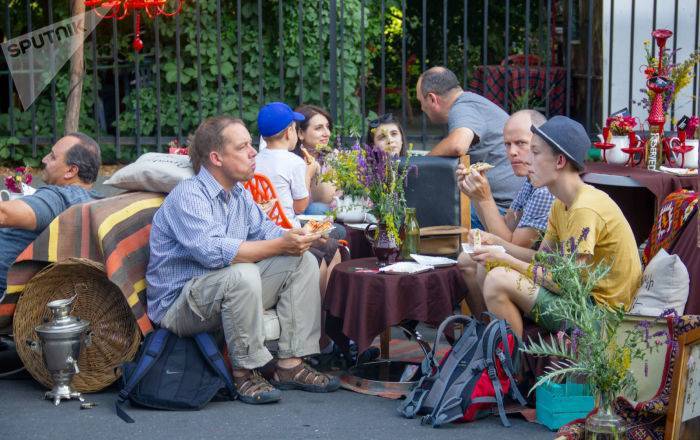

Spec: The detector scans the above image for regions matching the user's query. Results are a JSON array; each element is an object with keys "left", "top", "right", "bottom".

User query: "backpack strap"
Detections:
[
  {"left": 495, "top": 320, "right": 527, "bottom": 406},
  {"left": 193, "top": 332, "right": 238, "bottom": 400},
  {"left": 116, "top": 328, "right": 171, "bottom": 423},
  {"left": 483, "top": 320, "right": 511, "bottom": 427},
  {"left": 428, "top": 315, "right": 475, "bottom": 372}
]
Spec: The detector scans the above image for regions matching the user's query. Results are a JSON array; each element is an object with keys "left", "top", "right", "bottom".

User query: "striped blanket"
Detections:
[{"left": 0, "top": 192, "right": 164, "bottom": 335}]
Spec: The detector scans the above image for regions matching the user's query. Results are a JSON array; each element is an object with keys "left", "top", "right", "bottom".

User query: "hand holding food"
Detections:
[
  {"left": 302, "top": 218, "right": 334, "bottom": 236},
  {"left": 469, "top": 162, "right": 494, "bottom": 173}
]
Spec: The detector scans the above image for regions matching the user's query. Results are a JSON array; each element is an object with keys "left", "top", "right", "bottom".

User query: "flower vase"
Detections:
[
  {"left": 584, "top": 393, "right": 626, "bottom": 440},
  {"left": 364, "top": 223, "right": 399, "bottom": 267}
]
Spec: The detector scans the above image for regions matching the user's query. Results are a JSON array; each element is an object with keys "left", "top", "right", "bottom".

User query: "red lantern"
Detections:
[{"left": 85, "top": 0, "right": 184, "bottom": 52}]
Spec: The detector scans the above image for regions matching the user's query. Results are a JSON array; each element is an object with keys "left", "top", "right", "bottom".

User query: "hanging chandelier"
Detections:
[{"left": 84, "top": 0, "right": 184, "bottom": 52}]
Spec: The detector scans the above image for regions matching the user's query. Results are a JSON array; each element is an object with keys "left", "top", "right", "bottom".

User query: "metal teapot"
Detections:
[{"left": 27, "top": 295, "right": 91, "bottom": 405}]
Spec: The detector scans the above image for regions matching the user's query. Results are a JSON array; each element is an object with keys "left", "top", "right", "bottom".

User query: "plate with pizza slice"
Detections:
[{"left": 302, "top": 218, "right": 335, "bottom": 237}]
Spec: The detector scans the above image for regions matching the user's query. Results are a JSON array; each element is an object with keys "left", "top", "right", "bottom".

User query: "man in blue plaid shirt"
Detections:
[{"left": 456, "top": 110, "right": 555, "bottom": 317}]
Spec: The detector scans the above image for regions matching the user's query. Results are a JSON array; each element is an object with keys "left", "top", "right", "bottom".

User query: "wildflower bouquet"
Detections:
[
  {"left": 606, "top": 115, "right": 637, "bottom": 136},
  {"left": 522, "top": 228, "right": 660, "bottom": 404},
  {"left": 638, "top": 40, "right": 700, "bottom": 116},
  {"left": 323, "top": 143, "right": 413, "bottom": 243},
  {"left": 4, "top": 166, "right": 32, "bottom": 194}
]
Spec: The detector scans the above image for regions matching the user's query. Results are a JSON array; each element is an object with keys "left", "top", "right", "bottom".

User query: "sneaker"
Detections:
[
  {"left": 233, "top": 370, "right": 281, "bottom": 404},
  {"left": 272, "top": 361, "right": 341, "bottom": 393}
]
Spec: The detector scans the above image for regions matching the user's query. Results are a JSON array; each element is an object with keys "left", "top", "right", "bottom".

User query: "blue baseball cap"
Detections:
[
  {"left": 257, "top": 102, "right": 305, "bottom": 137},
  {"left": 531, "top": 115, "right": 589, "bottom": 171}
]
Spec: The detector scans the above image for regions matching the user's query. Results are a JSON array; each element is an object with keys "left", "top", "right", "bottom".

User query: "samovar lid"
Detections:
[{"left": 35, "top": 296, "right": 89, "bottom": 335}]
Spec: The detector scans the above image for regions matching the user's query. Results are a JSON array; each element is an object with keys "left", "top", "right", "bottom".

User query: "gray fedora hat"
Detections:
[{"left": 531, "top": 115, "right": 589, "bottom": 171}]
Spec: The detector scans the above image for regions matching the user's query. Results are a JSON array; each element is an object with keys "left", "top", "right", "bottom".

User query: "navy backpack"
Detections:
[{"left": 116, "top": 328, "right": 237, "bottom": 423}]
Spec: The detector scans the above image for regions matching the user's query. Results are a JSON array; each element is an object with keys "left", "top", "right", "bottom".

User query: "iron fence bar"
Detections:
[
  {"left": 627, "top": 0, "right": 635, "bottom": 114},
  {"left": 329, "top": 0, "right": 338, "bottom": 123},
  {"left": 278, "top": 0, "right": 284, "bottom": 100},
  {"left": 298, "top": 0, "right": 304, "bottom": 105},
  {"left": 607, "top": 0, "right": 614, "bottom": 117},
  {"left": 90, "top": 8, "right": 99, "bottom": 145},
  {"left": 671, "top": 0, "right": 679, "bottom": 124},
  {"left": 694, "top": 0, "right": 699, "bottom": 117},
  {"left": 195, "top": 1, "right": 203, "bottom": 122},
  {"left": 565, "top": 0, "right": 572, "bottom": 117},
  {"left": 215, "top": 0, "right": 222, "bottom": 114},
  {"left": 26, "top": 0, "right": 36, "bottom": 155},
  {"left": 112, "top": 15, "right": 120, "bottom": 158},
  {"left": 154, "top": 16, "right": 162, "bottom": 151},
  {"left": 134, "top": 13, "right": 141, "bottom": 156},
  {"left": 482, "top": 0, "right": 488, "bottom": 96},
  {"left": 257, "top": 0, "right": 264, "bottom": 106},
  {"left": 401, "top": 0, "right": 406, "bottom": 131},
  {"left": 504, "top": 0, "right": 510, "bottom": 111},
  {"left": 236, "top": 0, "right": 243, "bottom": 119},
  {"left": 585, "top": 0, "right": 594, "bottom": 133},
  {"left": 361, "top": 0, "right": 367, "bottom": 136},
  {"left": 319, "top": 0, "right": 324, "bottom": 107},
  {"left": 463, "top": 0, "right": 468, "bottom": 88},
  {"left": 443, "top": 0, "right": 447, "bottom": 66},
  {"left": 421, "top": 0, "right": 426, "bottom": 148},
  {"left": 340, "top": 0, "right": 345, "bottom": 130},
  {"left": 546, "top": 0, "right": 551, "bottom": 116},
  {"left": 380, "top": 0, "right": 386, "bottom": 115},
  {"left": 48, "top": 0, "right": 57, "bottom": 143},
  {"left": 5, "top": 3, "right": 14, "bottom": 152},
  {"left": 175, "top": 13, "right": 183, "bottom": 141},
  {"left": 525, "top": 0, "right": 530, "bottom": 108}
]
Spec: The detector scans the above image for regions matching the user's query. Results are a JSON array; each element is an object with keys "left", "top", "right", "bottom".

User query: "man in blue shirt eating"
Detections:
[{"left": 146, "top": 115, "right": 340, "bottom": 405}]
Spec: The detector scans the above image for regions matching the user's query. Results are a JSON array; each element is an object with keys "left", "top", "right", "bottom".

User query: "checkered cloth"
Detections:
[
  {"left": 509, "top": 180, "right": 555, "bottom": 232},
  {"left": 468, "top": 65, "right": 567, "bottom": 115}
]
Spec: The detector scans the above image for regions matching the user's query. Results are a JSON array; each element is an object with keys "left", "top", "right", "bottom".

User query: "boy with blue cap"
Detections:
[
  {"left": 471, "top": 116, "right": 641, "bottom": 337},
  {"left": 255, "top": 102, "right": 317, "bottom": 227}
]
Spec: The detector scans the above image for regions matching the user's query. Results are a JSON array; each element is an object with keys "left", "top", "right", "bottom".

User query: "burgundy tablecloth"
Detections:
[
  {"left": 342, "top": 225, "right": 374, "bottom": 259},
  {"left": 584, "top": 162, "right": 699, "bottom": 207},
  {"left": 323, "top": 257, "right": 467, "bottom": 353}
]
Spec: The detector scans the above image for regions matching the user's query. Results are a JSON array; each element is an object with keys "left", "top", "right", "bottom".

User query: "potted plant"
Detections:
[
  {"left": 2, "top": 167, "right": 33, "bottom": 201},
  {"left": 604, "top": 115, "right": 639, "bottom": 165},
  {"left": 522, "top": 229, "right": 662, "bottom": 439}
]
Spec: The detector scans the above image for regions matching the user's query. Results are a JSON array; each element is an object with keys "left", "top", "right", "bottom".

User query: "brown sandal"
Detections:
[
  {"left": 272, "top": 361, "right": 341, "bottom": 393},
  {"left": 233, "top": 370, "right": 281, "bottom": 404}
]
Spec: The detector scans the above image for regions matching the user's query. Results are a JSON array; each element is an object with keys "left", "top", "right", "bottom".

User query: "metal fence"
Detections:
[{"left": 0, "top": 0, "right": 657, "bottom": 161}]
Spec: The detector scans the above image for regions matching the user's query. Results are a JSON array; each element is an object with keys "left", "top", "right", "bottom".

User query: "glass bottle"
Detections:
[{"left": 400, "top": 207, "right": 420, "bottom": 260}]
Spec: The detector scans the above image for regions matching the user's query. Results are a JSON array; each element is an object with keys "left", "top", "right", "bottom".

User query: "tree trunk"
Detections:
[{"left": 64, "top": 0, "right": 86, "bottom": 134}]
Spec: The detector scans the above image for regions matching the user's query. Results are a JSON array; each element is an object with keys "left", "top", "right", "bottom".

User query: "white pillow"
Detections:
[
  {"left": 104, "top": 153, "right": 193, "bottom": 193},
  {"left": 629, "top": 249, "right": 690, "bottom": 316}
]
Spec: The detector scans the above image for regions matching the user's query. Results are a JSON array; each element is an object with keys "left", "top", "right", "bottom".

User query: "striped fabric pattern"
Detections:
[{"left": 0, "top": 192, "right": 164, "bottom": 335}]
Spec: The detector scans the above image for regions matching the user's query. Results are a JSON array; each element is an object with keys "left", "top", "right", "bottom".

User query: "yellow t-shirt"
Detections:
[{"left": 543, "top": 184, "right": 642, "bottom": 309}]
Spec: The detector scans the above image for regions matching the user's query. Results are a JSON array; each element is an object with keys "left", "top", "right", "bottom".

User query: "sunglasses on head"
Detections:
[{"left": 369, "top": 113, "right": 396, "bottom": 129}]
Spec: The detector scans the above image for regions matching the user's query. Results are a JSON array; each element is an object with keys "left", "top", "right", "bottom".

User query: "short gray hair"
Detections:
[
  {"left": 510, "top": 109, "right": 547, "bottom": 128},
  {"left": 419, "top": 66, "right": 462, "bottom": 97},
  {"left": 64, "top": 132, "right": 102, "bottom": 184}
]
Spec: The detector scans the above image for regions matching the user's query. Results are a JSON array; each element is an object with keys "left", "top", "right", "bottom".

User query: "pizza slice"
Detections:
[
  {"left": 303, "top": 219, "right": 334, "bottom": 235},
  {"left": 470, "top": 162, "right": 494, "bottom": 173}
]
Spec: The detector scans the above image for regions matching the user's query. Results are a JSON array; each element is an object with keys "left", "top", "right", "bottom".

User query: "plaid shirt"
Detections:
[
  {"left": 146, "top": 167, "right": 283, "bottom": 324},
  {"left": 509, "top": 180, "right": 555, "bottom": 232}
]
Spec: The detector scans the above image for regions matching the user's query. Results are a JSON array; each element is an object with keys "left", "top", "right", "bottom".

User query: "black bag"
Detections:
[{"left": 116, "top": 328, "right": 237, "bottom": 423}]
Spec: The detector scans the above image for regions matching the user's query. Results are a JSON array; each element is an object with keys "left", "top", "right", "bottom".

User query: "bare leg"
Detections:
[
  {"left": 482, "top": 266, "right": 539, "bottom": 338},
  {"left": 457, "top": 252, "right": 488, "bottom": 318}
]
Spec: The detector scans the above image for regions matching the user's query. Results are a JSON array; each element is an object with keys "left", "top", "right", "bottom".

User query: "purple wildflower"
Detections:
[
  {"left": 578, "top": 227, "right": 590, "bottom": 242},
  {"left": 644, "top": 361, "right": 648, "bottom": 377},
  {"left": 571, "top": 327, "right": 582, "bottom": 354}
]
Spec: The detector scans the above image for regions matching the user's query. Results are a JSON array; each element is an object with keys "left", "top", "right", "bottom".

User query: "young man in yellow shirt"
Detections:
[{"left": 471, "top": 116, "right": 642, "bottom": 337}]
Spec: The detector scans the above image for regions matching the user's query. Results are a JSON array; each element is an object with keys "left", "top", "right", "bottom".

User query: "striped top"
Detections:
[{"left": 146, "top": 167, "right": 284, "bottom": 324}]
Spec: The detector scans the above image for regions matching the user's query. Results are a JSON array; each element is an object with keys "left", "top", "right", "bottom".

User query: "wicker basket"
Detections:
[{"left": 13, "top": 258, "right": 141, "bottom": 392}]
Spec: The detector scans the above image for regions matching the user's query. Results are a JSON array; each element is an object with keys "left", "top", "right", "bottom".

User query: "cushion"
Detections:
[
  {"left": 104, "top": 153, "right": 193, "bottom": 193},
  {"left": 629, "top": 249, "right": 690, "bottom": 317}
]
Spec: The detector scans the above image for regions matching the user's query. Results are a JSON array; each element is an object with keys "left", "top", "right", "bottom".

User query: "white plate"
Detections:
[
  {"left": 297, "top": 214, "right": 332, "bottom": 223},
  {"left": 461, "top": 243, "right": 506, "bottom": 254},
  {"left": 379, "top": 262, "right": 433, "bottom": 274},
  {"left": 409, "top": 254, "right": 457, "bottom": 267}
]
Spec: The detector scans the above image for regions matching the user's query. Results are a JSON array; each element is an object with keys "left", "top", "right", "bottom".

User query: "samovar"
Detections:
[{"left": 27, "top": 296, "right": 91, "bottom": 405}]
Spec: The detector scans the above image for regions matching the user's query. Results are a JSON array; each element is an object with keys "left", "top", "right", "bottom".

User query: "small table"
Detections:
[
  {"left": 323, "top": 257, "right": 467, "bottom": 358},
  {"left": 582, "top": 162, "right": 699, "bottom": 244}
]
